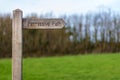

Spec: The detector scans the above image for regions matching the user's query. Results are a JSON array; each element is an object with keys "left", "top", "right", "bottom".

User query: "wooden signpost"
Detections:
[{"left": 12, "top": 9, "right": 65, "bottom": 80}]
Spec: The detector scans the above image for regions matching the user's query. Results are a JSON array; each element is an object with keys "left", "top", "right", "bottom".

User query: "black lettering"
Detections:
[
  {"left": 52, "top": 21, "right": 55, "bottom": 26},
  {"left": 46, "top": 22, "right": 50, "bottom": 26},
  {"left": 55, "top": 22, "right": 61, "bottom": 26}
]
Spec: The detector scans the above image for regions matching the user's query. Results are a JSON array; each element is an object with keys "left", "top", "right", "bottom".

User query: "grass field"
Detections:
[{"left": 0, "top": 53, "right": 120, "bottom": 80}]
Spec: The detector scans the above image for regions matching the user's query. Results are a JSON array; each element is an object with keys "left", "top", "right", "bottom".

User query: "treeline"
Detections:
[{"left": 0, "top": 9, "right": 120, "bottom": 58}]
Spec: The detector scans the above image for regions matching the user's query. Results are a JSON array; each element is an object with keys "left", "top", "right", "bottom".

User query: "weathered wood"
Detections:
[
  {"left": 12, "top": 9, "right": 64, "bottom": 80},
  {"left": 12, "top": 9, "right": 23, "bottom": 80},
  {"left": 23, "top": 18, "right": 65, "bottom": 29}
]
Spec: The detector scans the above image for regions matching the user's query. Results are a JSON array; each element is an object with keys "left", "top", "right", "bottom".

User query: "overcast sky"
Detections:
[{"left": 0, "top": 0, "right": 120, "bottom": 16}]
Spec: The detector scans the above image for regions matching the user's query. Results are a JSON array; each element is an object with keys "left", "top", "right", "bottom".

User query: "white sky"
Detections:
[{"left": 0, "top": 0, "right": 120, "bottom": 16}]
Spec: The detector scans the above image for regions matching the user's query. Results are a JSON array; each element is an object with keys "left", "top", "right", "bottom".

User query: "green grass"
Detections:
[{"left": 1, "top": 53, "right": 120, "bottom": 80}]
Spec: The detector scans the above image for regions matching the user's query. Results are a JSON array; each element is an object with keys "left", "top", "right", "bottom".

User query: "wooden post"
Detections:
[{"left": 12, "top": 9, "right": 23, "bottom": 80}]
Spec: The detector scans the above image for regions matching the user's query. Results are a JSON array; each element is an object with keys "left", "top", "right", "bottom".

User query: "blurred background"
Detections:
[{"left": 0, "top": 0, "right": 120, "bottom": 58}]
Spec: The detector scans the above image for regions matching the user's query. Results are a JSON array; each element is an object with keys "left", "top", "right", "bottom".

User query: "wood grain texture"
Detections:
[
  {"left": 23, "top": 18, "right": 65, "bottom": 29},
  {"left": 12, "top": 9, "right": 23, "bottom": 80}
]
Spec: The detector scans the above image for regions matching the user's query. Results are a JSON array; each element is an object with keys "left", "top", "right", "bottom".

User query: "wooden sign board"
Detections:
[{"left": 23, "top": 18, "right": 65, "bottom": 29}]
